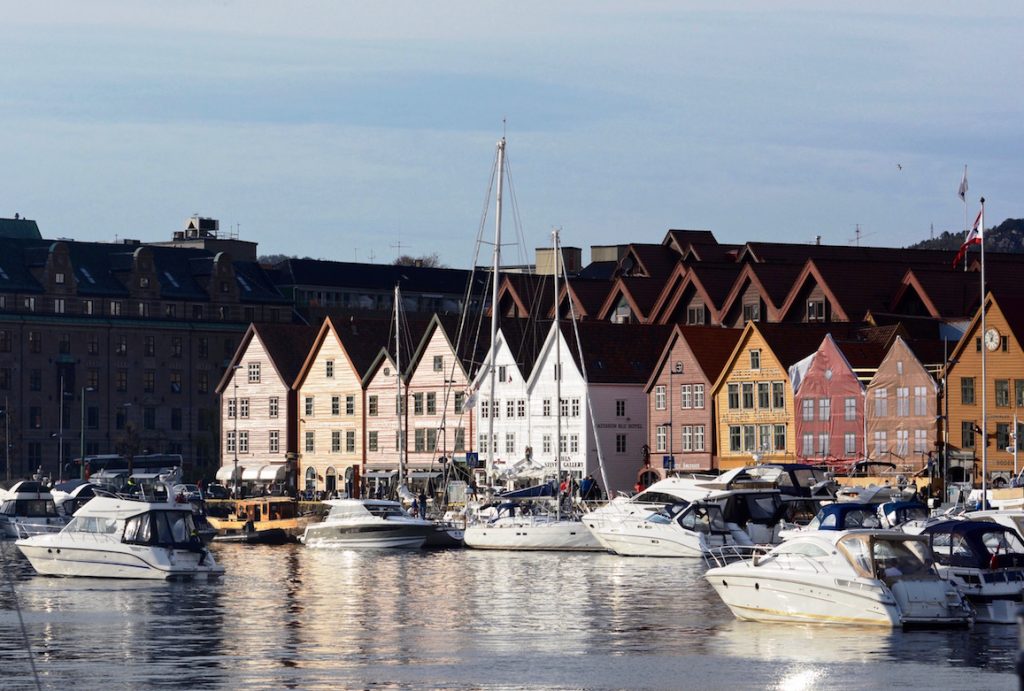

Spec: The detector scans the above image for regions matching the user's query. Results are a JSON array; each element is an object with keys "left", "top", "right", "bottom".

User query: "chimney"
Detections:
[{"left": 815, "top": 236, "right": 821, "bottom": 246}]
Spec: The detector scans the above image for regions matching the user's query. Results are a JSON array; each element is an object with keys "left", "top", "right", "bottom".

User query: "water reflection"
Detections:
[{"left": 0, "top": 543, "right": 1019, "bottom": 690}]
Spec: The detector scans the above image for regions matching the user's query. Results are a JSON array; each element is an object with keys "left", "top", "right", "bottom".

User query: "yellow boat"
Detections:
[{"left": 207, "top": 497, "right": 318, "bottom": 544}]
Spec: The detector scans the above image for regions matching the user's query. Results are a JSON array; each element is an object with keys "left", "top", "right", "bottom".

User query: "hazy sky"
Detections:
[{"left": 4, "top": 2, "right": 1022, "bottom": 268}]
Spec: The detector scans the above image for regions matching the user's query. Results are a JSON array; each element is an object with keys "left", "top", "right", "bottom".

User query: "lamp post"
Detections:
[{"left": 80, "top": 386, "right": 95, "bottom": 479}]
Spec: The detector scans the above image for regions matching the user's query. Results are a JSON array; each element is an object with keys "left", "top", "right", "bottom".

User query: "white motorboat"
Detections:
[
  {"left": 463, "top": 504, "right": 603, "bottom": 552},
  {"left": 16, "top": 496, "right": 223, "bottom": 580},
  {"left": 51, "top": 480, "right": 105, "bottom": 518},
  {"left": 704, "top": 530, "right": 972, "bottom": 628},
  {"left": 907, "top": 519, "right": 1024, "bottom": 624},
  {"left": 0, "top": 481, "right": 67, "bottom": 538},
  {"left": 300, "top": 499, "right": 432, "bottom": 549},
  {"left": 592, "top": 490, "right": 785, "bottom": 558}
]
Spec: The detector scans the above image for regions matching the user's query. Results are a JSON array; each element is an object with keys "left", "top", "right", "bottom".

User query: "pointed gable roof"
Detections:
[
  {"left": 644, "top": 325, "right": 743, "bottom": 391},
  {"left": 215, "top": 323, "right": 318, "bottom": 393},
  {"left": 596, "top": 276, "right": 663, "bottom": 323},
  {"left": 613, "top": 243, "right": 680, "bottom": 279},
  {"left": 868, "top": 335, "right": 939, "bottom": 391},
  {"left": 556, "top": 278, "right": 613, "bottom": 320},
  {"left": 554, "top": 322, "right": 672, "bottom": 385}
]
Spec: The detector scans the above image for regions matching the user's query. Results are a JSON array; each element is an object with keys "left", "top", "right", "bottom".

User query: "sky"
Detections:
[{"left": 3, "top": 1, "right": 1023, "bottom": 269}]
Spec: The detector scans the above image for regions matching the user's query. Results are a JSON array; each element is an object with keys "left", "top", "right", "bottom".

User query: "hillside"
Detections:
[{"left": 907, "top": 218, "right": 1024, "bottom": 253}]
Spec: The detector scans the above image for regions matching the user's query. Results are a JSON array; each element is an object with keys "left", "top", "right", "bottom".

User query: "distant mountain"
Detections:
[{"left": 907, "top": 218, "right": 1024, "bottom": 253}]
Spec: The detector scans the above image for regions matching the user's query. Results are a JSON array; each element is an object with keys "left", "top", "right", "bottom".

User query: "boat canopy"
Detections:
[
  {"left": 808, "top": 502, "right": 883, "bottom": 531},
  {"left": 878, "top": 501, "right": 928, "bottom": 528},
  {"left": 498, "top": 482, "right": 556, "bottom": 499},
  {"left": 922, "top": 520, "right": 1024, "bottom": 570}
]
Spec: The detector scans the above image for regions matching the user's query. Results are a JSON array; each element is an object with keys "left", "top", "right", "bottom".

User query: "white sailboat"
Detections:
[{"left": 464, "top": 213, "right": 603, "bottom": 551}]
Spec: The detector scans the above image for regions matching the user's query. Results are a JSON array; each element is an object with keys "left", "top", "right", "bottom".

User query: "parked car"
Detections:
[
  {"left": 205, "top": 483, "right": 229, "bottom": 500},
  {"left": 172, "top": 484, "right": 203, "bottom": 502}
]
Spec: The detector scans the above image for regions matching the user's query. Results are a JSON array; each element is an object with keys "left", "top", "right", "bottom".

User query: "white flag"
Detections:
[{"left": 958, "top": 165, "right": 968, "bottom": 201}]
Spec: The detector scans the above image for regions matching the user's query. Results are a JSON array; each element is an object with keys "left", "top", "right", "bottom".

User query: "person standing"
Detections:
[{"left": 418, "top": 490, "right": 428, "bottom": 519}]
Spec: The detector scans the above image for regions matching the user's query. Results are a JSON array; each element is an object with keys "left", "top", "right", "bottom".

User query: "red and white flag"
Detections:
[{"left": 952, "top": 207, "right": 984, "bottom": 268}]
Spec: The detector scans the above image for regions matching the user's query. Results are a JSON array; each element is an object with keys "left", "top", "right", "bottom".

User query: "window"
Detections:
[
  {"left": 694, "top": 384, "right": 705, "bottom": 409},
  {"left": 914, "top": 386, "right": 928, "bottom": 416},
  {"left": 896, "top": 430, "right": 909, "bottom": 456},
  {"left": 114, "top": 335, "right": 127, "bottom": 356},
  {"left": 84, "top": 299, "right": 94, "bottom": 315},
  {"left": 498, "top": 365, "right": 507, "bottom": 382},
  {"left": 171, "top": 408, "right": 182, "bottom": 431},
  {"left": 572, "top": 399, "right": 580, "bottom": 417},
  {"left": 269, "top": 430, "right": 280, "bottom": 453},
  {"left": 819, "top": 398, "right": 830, "bottom": 421},
  {"left": 694, "top": 426, "right": 705, "bottom": 451},
  {"left": 680, "top": 426, "right": 692, "bottom": 452},
  {"left": 0, "top": 331, "right": 9, "bottom": 352},
  {"left": 961, "top": 377, "right": 975, "bottom": 405},
  {"left": 23, "top": 296, "right": 35, "bottom": 312},
  {"left": 227, "top": 399, "right": 237, "bottom": 419},
  {"left": 55, "top": 271, "right": 65, "bottom": 284},
  {"left": 560, "top": 398, "right": 569, "bottom": 418},
  {"left": 57, "top": 334, "right": 70, "bottom": 354},
  {"left": 367, "top": 431, "right": 378, "bottom": 452},
  {"left": 28, "top": 331, "right": 41, "bottom": 353},
  {"left": 332, "top": 396, "right": 340, "bottom": 416},
  {"left": 87, "top": 335, "right": 99, "bottom": 355},
  {"left": 305, "top": 397, "right": 314, "bottom": 416},
  {"left": 845, "top": 397, "right": 857, "bottom": 421},
  {"left": 743, "top": 303, "right": 760, "bottom": 323},
  {"left": 137, "top": 301, "right": 149, "bottom": 317},
  {"left": 961, "top": 421, "right": 976, "bottom": 449},
  {"left": 29, "top": 370, "right": 41, "bottom": 391},
  {"left": 109, "top": 300, "right": 121, "bottom": 316},
  {"left": 505, "top": 432, "right": 515, "bottom": 454},
  {"left": 480, "top": 400, "right": 489, "bottom": 418},
  {"left": 802, "top": 434, "right": 814, "bottom": 457},
  {"left": 559, "top": 434, "right": 568, "bottom": 453},
  {"left": 164, "top": 303, "right": 176, "bottom": 318},
  {"left": 346, "top": 395, "right": 355, "bottom": 415},
  {"left": 326, "top": 360, "right": 334, "bottom": 378},
  {"left": 997, "top": 424, "right": 1010, "bottom": 451},
  {"left": 996, "top": 380, "right": 1010, "bottom": 407},
  {"left": 757, "top": 383, "right": 769, "bottom": 409},
  {"left": 570, "top": 434, "right": 579, "bottom": 453},
  {"left": 170, "top": 371, "right": 182, "bottom": 394},
  {"left": 774, "top": 425, "right": 786, "bottom": 451},
  {"left": 414, "top": 393, "right": 424, "bottom": 415},
  {"left": 433, "top": 355, "right": 444, "bottom": 372},
  {"left": 874, "top": 389, "right": 888, "bottom": 416},
  {"left": 269, "top": 397, "right": 279, "bottom": 418},
  {"left": 53, "top": 298, "right": 65, "bottom": 314},
  {"left": 845, "top": 433, "right": 857, "bottom": 456},
  {"left": 553, "top": 363, "right": 561, "bottom": 381},
  {"left": 143, "top": 407, "right": 156, "bottom": 430},
  {"left": 873, "top": 431, "right": 887, "bottom": 456},
  {"left": 686, "top": 305, "right": 705, "bottom": 325},
  {"left": 454, "top": 428, "right": 465, "bottom": 452},
  {"left": 749, "top": 350, "right": 761, "bottom": 369},
  {"left": 1017, "top": 381, "right": 1024, "bottom": 408},
  {"left": 758, "top": 424, "right": 773, "bottom": 452},
  {"left": 543, "top": 434, "right": 552, "bottom": 454},
  {"left": 741, "top": 383, "right": 754, "bottom": 409},
  {"left": 368, "top": 395, "right": 378, "bottom": 416},
  {"left": 346, "top": 430, "right": 356, "bottom": 453},
  {"left": 238, "top": 431, "right": 249, "bottom": 453},
  {"left": 248, "top": 363, "right": 261, "bottom": 383},
  {"left": 615, "top": 434, "right": 627, "bottom": 454},
  {"left": 198, "top": 372, "right": 208, "bottom": 394},
  {"left": 807, "top": 300, "right": 825, "bottom": 322},
  {"left": 896, "top": 387, "right": 909, "bottom": 417},
  {"left": 817, "top": 434, "right": 829, "bottom": 456},
  {"left": 656, "top": 426, "right": 667, "bottom": 452},
  {"left": 681, "top": 385, "right": 693, "bottom": 409},
  {"left": 144, "top": 370, "right": 155, "bottom": 393},
  {"left": 305, "top": 431, "right": 315, "bottom": 453},
  {"left": 801, "top": 399, "right": 814, "bottom": 421},
  {"left": 198, "top": 337, "right": 209, "bottom": 359},
  {"left": 171, "top": 337, "right": 182, "bottom": 357},
  {"left": 332, "top": 431, "right": 341, "bottom": 453},
  {"left": 729, "top": 425, "right": 741, "bottom": 452},
  {"left": 516, "top": 399, "right": 525, "bottom": 417},
  {"left": 226, "top": 431, "right": 236, "bottom": 454},
  {"left": 914, "top": 429, "right": 928, "bottom": 454},
  {"left": 728, "top": 383, "right": 739, "bottom": 410},
  {"left": 0, "top": 368, "right": 9, "bottom": 390},
  {"left": 543, "top": 399, "right": 551, "bottom": 417},
  {"left": 116, "top": 369, "right": 128, "bottom": 392},
  {"left": 743, "top": 425, "right": 756, "bottom": 452},
  {"left": 772, "top": 382, "right": 785, "bottom": 409},
  {"left": 616, "top": 400, "right": 626, "bottom": 417},
  {"left": 193, "top": 304, "right": 204, "bottom": 320},
  {"left": 239, "top": 398, "right": 249, "bottom": 419},
  {"left": 427, "top": 392, "right": 437, "bottom": 415},
  {"left": 454, "top": 392, "right": 465, "bottom": 413}
]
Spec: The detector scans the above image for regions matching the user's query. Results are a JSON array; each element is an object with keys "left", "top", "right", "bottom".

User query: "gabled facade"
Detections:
[
  {"left": 945, "top": 292, "right": 1024, "bottom": 483},
  {"left": 644, "top": 325, "right": 743, "bottom": 476},
  {"left": 362, "top": 349, "right": 403, "bottom": 476},
  {"left": 793, "top": 335, "right": 866, "bottom": 465},
  {"left": 865, "top": 336, "right": 938, "bottom": 474}
]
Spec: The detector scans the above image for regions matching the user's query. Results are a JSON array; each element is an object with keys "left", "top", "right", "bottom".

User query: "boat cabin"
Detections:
[
  {"left": 233, "top": 497, "right": 299, "bottom": 523},
  {"left": 0, "top": 481, "right": 60, "bottom": 518},
  {"left": 921, "top": 520, "right": 1024, "bottom": 570},
  {"left": 835, "top": 532, "right": 934, "bottom": 580},
  {"left": 651, "top": 502, "right": 730, "bottom": 537},
  {"left": 807, "top": 502, "right": 883, "bottom": 531},
  {"left": 877, "top": 501, "right": 928, "bottom": 528}
]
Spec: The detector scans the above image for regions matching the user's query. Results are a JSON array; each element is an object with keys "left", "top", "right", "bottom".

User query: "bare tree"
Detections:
[{"left": 394, "top": 253, "right": 444, "bottom": 268}]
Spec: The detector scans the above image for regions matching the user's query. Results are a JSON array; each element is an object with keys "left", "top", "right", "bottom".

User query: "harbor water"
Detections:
[{"left": 0, "top": 543, "right": 1018, "bottom": 690}]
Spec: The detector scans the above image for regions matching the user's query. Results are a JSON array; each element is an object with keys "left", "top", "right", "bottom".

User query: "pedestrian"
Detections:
[
  {"left": 418, "top": 490, "right": 428, "bottom": 519},
  {"left": 580, "top": 474, "right": 594, "bottom": 500}
]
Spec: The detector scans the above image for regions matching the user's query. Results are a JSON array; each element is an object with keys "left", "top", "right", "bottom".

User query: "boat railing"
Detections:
[
  {"left": 703, "top": 544, "right": 771, "bottom": 568},
  {"left": 14, "top": 522, "right": 65, "bottom": 540}
]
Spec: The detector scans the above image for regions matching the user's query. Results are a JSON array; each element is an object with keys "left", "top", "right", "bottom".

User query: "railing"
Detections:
[{"left": 703, "top": 544, "right": 771, "bottom": 568}]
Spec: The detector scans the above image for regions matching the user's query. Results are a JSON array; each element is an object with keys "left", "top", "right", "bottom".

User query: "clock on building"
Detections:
[{"left": 985, "top": 327, "right": 1001, "bottom": 351}]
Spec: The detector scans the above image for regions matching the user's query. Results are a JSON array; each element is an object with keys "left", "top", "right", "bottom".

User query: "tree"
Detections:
[
  {"left": 394, "top": 253, "right": 444, "bottom": 268},
  {"left": 115, "top": 422, "right": 143, "bottom": 476}
]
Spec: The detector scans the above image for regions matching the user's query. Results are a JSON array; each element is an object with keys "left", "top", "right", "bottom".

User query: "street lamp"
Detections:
[{"left": 80, "top": 386, "right": 95, "bottom": 479}]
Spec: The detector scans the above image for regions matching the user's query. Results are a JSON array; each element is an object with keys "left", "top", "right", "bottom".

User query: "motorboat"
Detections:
[
  {"left": 704, "top": 530, "right": 972, "bottom": 628},
  {"left": 463, "top": 502, "right": 603, "bottom": 551},
  {"left": 16, "top": 496, "right": 224, "bottom": 580},
  {"left": 207, "top": 496, "right": 316, "bottom": 544},
  {"left": 300, "top": 499, "right": 431, "bottom": 549},
  {"left": 51, "top": 480, "right": 106, "bottom": 518},
  {"left": 592, "top": 490, "right": 785, "bottom": 558},
  {"left": 908, "top": 519, "right": 1024, "bottom": 624},
  {"left": 0, "top": 481, "right": 67, "bottom": 538}
]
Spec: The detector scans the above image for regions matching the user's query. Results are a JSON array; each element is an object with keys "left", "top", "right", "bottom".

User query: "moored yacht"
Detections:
[
  {"left": 463, "top": 502, "right": 603, "bottom": 552},
  {"left": 0, "top": 481, "right": 67, "bottom": 538},
  {"left": 704, "top": 530, "right": 972, "bottom": 628},
  {"left": 16, "top": 496, "right": 223, "bottom": 580},
  {"left": 300, "top": 499, "right": 432, "bottom": 549}
]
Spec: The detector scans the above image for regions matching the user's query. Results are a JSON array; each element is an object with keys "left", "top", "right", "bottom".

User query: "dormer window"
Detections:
[
  {"left": 55, "top": 272, "right": 65, "bottom": 284},
  {"left": 750, "top": 349, "right": 761, "bottom": 370},
  {"left": 220, "top": 281, "right": 229, "bottom": 293},
  {"left": 139, "top": 277, "right": 149, "bottom": 288},
  {"left": 807, "top": 300, "right": 825, "bottom": 322}
]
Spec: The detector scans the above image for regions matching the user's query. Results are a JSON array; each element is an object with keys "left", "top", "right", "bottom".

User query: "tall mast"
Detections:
[
  {"left": 979, "top": 197, "right": 987, "bottom": 505},
  {"left": 487, "top": 137, "right": 505, "bottom": 487},
  {"left": 395, "top": 284, "right": 406, "bottom": 490},
  {"left": 553, "top": 228, "right": 562, "bottom": 521}
]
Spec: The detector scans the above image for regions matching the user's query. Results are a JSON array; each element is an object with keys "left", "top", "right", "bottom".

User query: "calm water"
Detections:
[{"left": 0, "top": 541, "right": 1019, "bottom": 690}]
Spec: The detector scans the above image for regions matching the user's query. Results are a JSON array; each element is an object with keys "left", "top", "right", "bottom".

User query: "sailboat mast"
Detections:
[
  {"left": 395, "top": 284, "right": 406, "bottom": 491},
  {"left": 487, "top": 137, "right": 505, "bottom": 487},
  {"left": 553, "top": 228, "right": 562, "bottom": 521}
]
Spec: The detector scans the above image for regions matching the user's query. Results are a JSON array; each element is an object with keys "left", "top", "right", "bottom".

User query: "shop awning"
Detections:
[
  {"left": 241, "top": 465, "right": 263, "bottom": 481},
  {"left": 215, "top": 465, "right": 241, "bottom": 481},
  {"left": 259, "top": 464, "right": 288, "bottom": 481},
  {"left": 363, "top": 470, "right": 397, "bottom": 479}
]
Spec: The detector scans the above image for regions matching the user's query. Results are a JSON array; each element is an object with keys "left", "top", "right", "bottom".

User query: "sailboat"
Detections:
[{"left": 463, "top": 217, "right": 603, "bottom": 551}]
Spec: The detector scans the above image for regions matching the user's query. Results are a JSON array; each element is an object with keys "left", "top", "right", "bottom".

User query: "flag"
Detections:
[
  {"left": 952, "top": 207, "right": 984, "bottom": 268},
  {"left": 958, "top": 165, "right": 968, "bottom": 201}
]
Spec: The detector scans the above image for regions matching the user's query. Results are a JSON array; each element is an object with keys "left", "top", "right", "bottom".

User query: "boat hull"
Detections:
[
  {"left": 16, "top": 540, "right": 223, "bottom": 580},
  {"left": 464, "top": 519, "right": 604, "bottom": 551},
  {"left": 592, "top": 521, "right": 713, "bottom": 557},
  {"left": 301, "top": 524, "right": 427, "bottom": 549}
]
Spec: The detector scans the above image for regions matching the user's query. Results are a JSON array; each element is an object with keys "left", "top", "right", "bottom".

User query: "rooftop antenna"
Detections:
[
  {"left": 354, "top": 248, "right": 359, "bottom": 263},
  {"left": 391, "top": 240, "right": 404, "bottom": 259},
  {"left": 854, "top": 224, "right": 861, "bottom": 247},
  {"left": 368, "top": 249, "right": 376, "bottom": 263}
]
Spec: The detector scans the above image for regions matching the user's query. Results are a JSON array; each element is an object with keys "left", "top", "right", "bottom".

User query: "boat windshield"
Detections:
[
  {"left": 122, "top": 510, "right": 199, "bottom": 548},
  {"left": 0, "top": 499, "right": 59, "bottom": 518},
  {"left": 982, "top": 529, "right": 1024, "bottom": 555},
  {"left": 365, "top": 504, "right": 408, "bottom": 519},
  {"left": 676, "top": 504, "right": 727, "bottom": 534},
  {"left": 65, "top": 515, "right": 120, "bottom": 534},
  {"left": 839, "top": 534, "right": 932, "bottom": 578},
  {"left": 635, "top": 491, "right": 688, "bottom": 505}
]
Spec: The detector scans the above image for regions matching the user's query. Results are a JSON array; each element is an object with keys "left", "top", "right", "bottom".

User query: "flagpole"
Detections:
[
  {"left": 980, "top": 196, "right": 987, "bottom": 506},
  {"left": 961, "top": 165, "right": 969, "bottom": 273}
]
